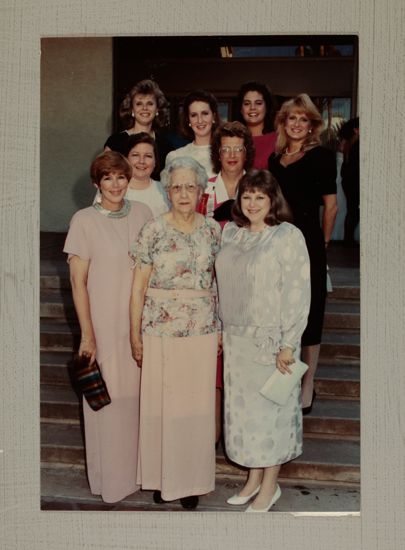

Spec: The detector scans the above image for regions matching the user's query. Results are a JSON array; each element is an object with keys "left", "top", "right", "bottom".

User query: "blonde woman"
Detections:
[{"left": 268, "top": 93, "right": 338, "bottom": 414}]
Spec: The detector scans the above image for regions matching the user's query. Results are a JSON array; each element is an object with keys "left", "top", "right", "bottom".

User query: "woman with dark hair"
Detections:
[
  {"left": 104, "top": 79, "right": 172, "bottom": 177},
  {"left": 123, "top": 133, "right": 169, "bottom": 217},
  {"left": 64, "top": 151, "right": 153, "bottom": 503},
  {"left": 268, "top": 93, "right": 338, "bottom": 414},
  {"left": 95, "top": 133, "right": 169, "bottom": 218},
  {"left": 165, "top": 89, "right": 220, "bottom": 178},
  {"left": 216, "top": 169, "right": 310, "bottom": 512},
  {"left": 237, "top": 81, "right": 277, "bottom": 169},
  {"left": 197, "top": 120, "right": 255, "bottom": 442}
]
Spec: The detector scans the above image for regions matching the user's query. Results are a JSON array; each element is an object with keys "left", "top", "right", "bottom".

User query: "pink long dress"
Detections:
[{"left": 64, "top": 201, "right": 152, "bottom": 503}]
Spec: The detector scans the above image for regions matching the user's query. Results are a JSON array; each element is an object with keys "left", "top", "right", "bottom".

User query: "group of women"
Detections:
[{"left": 64, "top": 78, "right": 338, "bottom": 511}]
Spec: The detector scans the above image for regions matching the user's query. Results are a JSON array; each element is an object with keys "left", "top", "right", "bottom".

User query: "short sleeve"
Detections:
[
  {"left": 63, "top": 211, "right": 91, "bottom": 261},
  {"left": 129, "top": 219, "right": 155, "bottom": 267}
]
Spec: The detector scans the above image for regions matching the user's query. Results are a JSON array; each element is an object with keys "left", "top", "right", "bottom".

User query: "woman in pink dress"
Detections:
[
  {"left": 64, "top": 151, "right": 153, "bottom": 503},
  {"left": 130, "top": 156, "right": 221, "bottom": 510},
  {"left": 197, "top": 120, "right": 255, "bottom": 443},
  {"left": 237, "top": 81, "right": 277, "bottom": 169}
]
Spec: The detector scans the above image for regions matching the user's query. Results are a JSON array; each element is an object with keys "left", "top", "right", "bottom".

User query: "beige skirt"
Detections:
[{"left": 137, "top": 332, "right": 217, "bottom": 501}]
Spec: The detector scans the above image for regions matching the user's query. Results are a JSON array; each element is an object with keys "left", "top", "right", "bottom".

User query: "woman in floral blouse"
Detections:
[{"left": 130, "top": 156, "right": 222, "bottom": 510}]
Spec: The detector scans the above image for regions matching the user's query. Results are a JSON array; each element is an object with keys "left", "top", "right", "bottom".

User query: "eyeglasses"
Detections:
[
  {"left": 219, "top": 145, "right": 246, "bottom": 155},
  {"left": 169, "top": 183, "right": 199, "bottom": 193}
]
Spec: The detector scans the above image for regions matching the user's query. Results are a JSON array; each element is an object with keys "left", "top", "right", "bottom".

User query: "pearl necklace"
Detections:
[{"left": 283, "top": 147, "right": 303, "bottom": 156}]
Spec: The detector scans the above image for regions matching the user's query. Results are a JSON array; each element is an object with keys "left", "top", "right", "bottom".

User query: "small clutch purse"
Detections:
[
  {"left": 72, "top": 353, "right": 111, "bottom": 411},
  {"left": 259, "top": 359, "right": 309, "bottom": 406}
]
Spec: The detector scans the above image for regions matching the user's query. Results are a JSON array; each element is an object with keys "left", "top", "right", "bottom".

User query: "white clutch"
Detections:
[{"left": 259, "top": 360, "right": 309, "bottom": 406}]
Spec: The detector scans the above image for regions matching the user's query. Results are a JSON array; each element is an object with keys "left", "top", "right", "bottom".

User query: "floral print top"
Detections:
[{"left": 130, "top": 215, "right": 221, "bottom": 337}]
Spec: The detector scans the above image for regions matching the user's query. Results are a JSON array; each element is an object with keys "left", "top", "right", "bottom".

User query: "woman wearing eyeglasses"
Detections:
[
  {"left": 130, "top": 156, "right": 222, "bottom": 510},
  {"left": 197, "top": 121, "right": 255, "bottom": 443},
  {"left": 198, "top": 121, "right": 255, "bottom": 227}
]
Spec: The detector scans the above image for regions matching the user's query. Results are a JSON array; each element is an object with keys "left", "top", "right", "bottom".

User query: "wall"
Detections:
[{"left": 40, "top": 38, "right": 113, "bottom": 231}]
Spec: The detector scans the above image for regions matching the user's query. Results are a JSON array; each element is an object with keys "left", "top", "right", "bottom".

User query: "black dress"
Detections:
[{"left": 268, "top": 146, "right": 337, "bottom": 345}]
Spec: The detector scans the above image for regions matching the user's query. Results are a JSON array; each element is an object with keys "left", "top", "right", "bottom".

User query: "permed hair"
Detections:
[
  {"left": 236, "top": 81, "right": 277, "bottom": 134},
  {"left": 210, "top": 121, "right": 255, "bottom": 174},
  {"left": 274, "top": 93, "right": 324, "bottom": 153},
  {"left": 180, "top": 89, "right": 220, "bottom": 141},
  {"left": 119, "top": 79, "right": 169, "bottom": 131},
  {"left": 90, "top": 151, "right": 132, "bottom": 186},
  {"left": 232, "top": 169, "right": 292, "bottom": 227},
  {"left": 160, "top": 156, "right": 208, "bottom": 192}
]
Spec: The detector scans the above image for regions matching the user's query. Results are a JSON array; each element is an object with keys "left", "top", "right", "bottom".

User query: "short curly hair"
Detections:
[
  {"left": 119, "top": 79, "right": 169, "bottom": 131},
  {"left": 90, "top": 151, "right": 132, "bottom": 186},
  {"left": 236, "top": 81, "right": 277, "bottom": 134},
  {"left": 210, "top": 121, "right": 255, "bottom": 174},
  {"left": 180, "top": 89, "right": 220, "bottom": 141},
  {"left": 232, "top": 169, "right": 292, "bottom": 227},
  {"left": 160, "top": 156, "right": 208, "bottom": 192}
]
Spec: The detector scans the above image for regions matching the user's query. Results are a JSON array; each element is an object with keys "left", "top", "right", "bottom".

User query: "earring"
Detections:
[
  {"left": 131, "top": 112, "right": 135, "bottom": 117},
  {"left": 189, "top": 122, "right": 192, "bottom": 127},
  {"left": 309, "top": 129, "right": 312, "bottom": 134},
  {"left": 155, "top": 111, "right": 159, "bottom": 116}
]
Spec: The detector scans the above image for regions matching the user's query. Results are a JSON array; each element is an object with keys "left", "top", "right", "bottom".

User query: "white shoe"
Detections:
[
  {"left": 245, "top": 484, "right": 281, "bottom": 512},
  {"left": 226, "top": 484, "right": 261, "bottom": 505}
]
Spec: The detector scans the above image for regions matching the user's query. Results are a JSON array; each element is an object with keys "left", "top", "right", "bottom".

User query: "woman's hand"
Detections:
[
  {"left": 131, "top": 333, "right": 143, "bottom": 368},
  {"left": 79, "top": 336, "right": 96, "bottom": 365},
  {"left": 276, "top": 347, "right": 295, "bottom": 375},
  {"left": 217, "top": 332, "right": 223, "bottom": 356}
]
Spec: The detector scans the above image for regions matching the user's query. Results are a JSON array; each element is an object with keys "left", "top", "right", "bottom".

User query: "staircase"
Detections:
[{"left": 40, "top": 233, "right": 360, "bottom": 510}]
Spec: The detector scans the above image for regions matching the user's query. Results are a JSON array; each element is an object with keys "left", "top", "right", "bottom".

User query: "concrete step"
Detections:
[
  {"left": 40, "top": 321, "right": 80, "bottom": 350},
  {"left": 40, "top": 351, "right": 75, "bottom": 386},
  {"left": 40, "top": 383, "right": 359, "bottom": 440},
  {"left": 319, "top": 330, "right": 360, "bottom": 361},
  {"left": 41, "top": 422, "right": 359, "bottom": 485},
  {"left": 303, "top": 398, "right": 359, "bottom": 436},
  {"left": 217, "top": 436, "right": 360, "bottom": 484},
  {"left": 40, "top": 352, "right": 360, "bottom": 399},
  {"left": 40, "top": 466, "right": 359, "bottom": 512},
  {"left": 324, "top": 300, "right": 360, "bottom": 330},
  {"left": 315, "top": 364, "right": 360, "bottom": 399}
]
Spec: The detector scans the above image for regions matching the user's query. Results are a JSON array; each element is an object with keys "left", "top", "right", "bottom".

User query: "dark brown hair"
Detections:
[
  {"left": 119, "top": 79, "right": 169, "bottom": 131},
  {"left": 124, "top": 132, "right": 159, "bottom": 172},
  {"left": 232, "top": 169, "right": 292, "bottom": 227},
  {"left": 90, "top": 151, "right": 132, "bottom": 186},
  {"left": 236, "top": 81, "right": 277, "bottom": 134},
  {"left": 180, "top": 89, "right": 220, "bottom": 140},
  {"left": 210, "top": 121, "right": 255, "bottom": 174}
]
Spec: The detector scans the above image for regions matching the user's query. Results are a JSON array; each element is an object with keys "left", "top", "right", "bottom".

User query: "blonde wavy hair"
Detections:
[{"left": 274, "top": 93, "right": 324, "bottom": 154}]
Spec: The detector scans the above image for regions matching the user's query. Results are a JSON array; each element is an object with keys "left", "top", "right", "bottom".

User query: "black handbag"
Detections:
[{"left": 72, "top": 353, "right": 111, "bottom": 411}]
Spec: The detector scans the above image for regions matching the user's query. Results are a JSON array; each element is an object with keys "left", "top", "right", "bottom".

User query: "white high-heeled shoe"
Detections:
[
  {"left": 226, "top": 484, "right": 261, "bottom": 505},
  {"left": 245, "top": 484, "right": 281, "bottom": 512}
]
